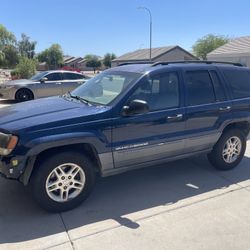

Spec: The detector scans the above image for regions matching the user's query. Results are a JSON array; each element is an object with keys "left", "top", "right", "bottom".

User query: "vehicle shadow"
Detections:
[
  {"left": 0, "top": 99, "right": 18, "bottom": 105},
  {"left": 0, "top": 155, "right": 249, "bottom": 245}
]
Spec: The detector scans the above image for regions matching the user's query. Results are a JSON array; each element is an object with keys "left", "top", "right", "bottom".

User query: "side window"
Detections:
[
  {"left": 63, "top": 73, "right": 79, "bottom": 80},
  {"left": 186, "top": 71, "right": 215, "bottom": 106},
  {"left": 46, "top": 73, "right": 62, "bottom": 81},
  {"left": 223, "top": 69, "right": 250, "bottom": 99},
  {"left": 76, "top": 74, "right": 85, "bottom": 79},
  {"left": 210, "top": 71, "right": 226, "bottom": 101},
  {"left": 129, "top": 72, "right": 179, "bottom": 111}
]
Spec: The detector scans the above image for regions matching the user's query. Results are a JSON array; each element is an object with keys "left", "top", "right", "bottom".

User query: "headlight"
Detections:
[{"left": 0, "top": 132, "right": 18, "bottom": 156}]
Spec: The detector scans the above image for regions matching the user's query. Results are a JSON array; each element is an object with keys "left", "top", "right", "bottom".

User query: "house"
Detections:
[
  {"left": 63, "top": 57, "right": 83, "bottom": 69},
  {"left": 62, "top": 56, "right": 105, "bottom": 71},
  {"left": 37, "top": 62, "right": 49, "bottom": 71},
  {"left": 63, "top": 56, "right": 75, "bottom": 63},
  {"left": 76, "top": 58, "right": 90, "bottom": 71},
  {"left": 111, "top": 45, "right": 197, "bottom": 67},
  {"left": 207, "top": 36, "right": 250, "bottom": 67}
]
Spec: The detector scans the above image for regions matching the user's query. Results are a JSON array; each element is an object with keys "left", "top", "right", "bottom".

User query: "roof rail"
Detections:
[
  {"left": 152, "top": 60, "right": 243, "bottom": 67},
  {"left": 118, "top": 61, "right": 152, "bottom": 66}
]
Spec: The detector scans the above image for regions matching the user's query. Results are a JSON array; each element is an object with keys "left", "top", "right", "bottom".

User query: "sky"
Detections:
[{"left": 1, "top": 0, "right": 250, "bottom": 57}]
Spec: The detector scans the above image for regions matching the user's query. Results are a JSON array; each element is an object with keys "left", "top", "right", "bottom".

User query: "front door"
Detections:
[
  {"left": 62, "top": 72, "right": 84, "bottom": 94},
  {"left": 36, "top": 72, "right": 63, "bottom": 98},
  {"left": 112, "top": 71, "right": 186, "bottom": 168}
]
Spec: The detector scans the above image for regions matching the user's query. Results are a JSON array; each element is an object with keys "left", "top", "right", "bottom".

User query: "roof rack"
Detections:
[
  {"left": 152, "top": 60, "right": 243, "bottom": 67},
  {"left": 118, "top": 61, "right": 151, "bottom": 66}
]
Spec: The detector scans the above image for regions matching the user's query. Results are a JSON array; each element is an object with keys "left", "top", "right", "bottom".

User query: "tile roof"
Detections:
[
  {"left": 208, "top": 36, "right": 250, "bottom": 56},
  {"left": 77, "top": 58, "right": 87, "bottom": 64},
  {"left": 113, "top": 46, "right": 177, "bottom": 61},
  {"left": 64, "top": 57, "right": 83, "bottom": 64},
  {"left": 63, "top": 56, "right": 75, "bottom": 63}
]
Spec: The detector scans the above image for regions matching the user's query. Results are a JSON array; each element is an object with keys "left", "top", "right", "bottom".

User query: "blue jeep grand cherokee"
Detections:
[{"left": 0, "top": 61, "right": 249, "bottom": 212}]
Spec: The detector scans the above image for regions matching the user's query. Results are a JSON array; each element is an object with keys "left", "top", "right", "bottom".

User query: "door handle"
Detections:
[
  {"left": 219, "top": 106, "right": 231, "bottom": 112},
  {"left": 167, "top": 114, "right": 183, "bottom": 121},
  {"left": 56, "top": 82, "right": 62, "bottom": 85}
]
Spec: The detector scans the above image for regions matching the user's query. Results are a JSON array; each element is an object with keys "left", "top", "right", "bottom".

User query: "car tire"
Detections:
[
  {"left": 30, "top": 151, "right": 96, "bottom": 212},
  {"left": 207, "top": 129, "right": 246, "bottom": 170},
  {"left": 15, "top": 88, "right": 34, "bottom": 102}
]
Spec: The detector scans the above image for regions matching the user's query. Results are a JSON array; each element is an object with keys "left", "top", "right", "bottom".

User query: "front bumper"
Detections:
[
  {"left": 0, "top": 156, "right": 25, "bottom": 180},
  {"left": 0, "top": 88, "right": 16, "bottom": 100}
]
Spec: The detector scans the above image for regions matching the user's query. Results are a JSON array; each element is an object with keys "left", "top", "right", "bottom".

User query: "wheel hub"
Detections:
[
  {"left": 45, "top": 163, "right": 86, "bottom": 203},
  {"left": 222, "top": 136, "right": 242, "bottom": 163}
]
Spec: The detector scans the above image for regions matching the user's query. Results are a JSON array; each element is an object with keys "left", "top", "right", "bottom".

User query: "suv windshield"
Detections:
[
  {"left": 30, "top": 71, "right": 48, "bottom": 81},
  {"left": 70, "top": 71, "right": 142, "bottom": 105}
]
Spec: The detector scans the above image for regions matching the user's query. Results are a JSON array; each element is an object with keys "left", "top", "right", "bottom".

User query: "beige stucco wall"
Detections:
[
  {"left": 207, "top": 54, "right": 250, "bottom": 67},
  {"left": 154, "top": 47, "right": 195, "bottom": 62},
  {"left": 111, "top": 60, "right": 140, "bottom": 67}
]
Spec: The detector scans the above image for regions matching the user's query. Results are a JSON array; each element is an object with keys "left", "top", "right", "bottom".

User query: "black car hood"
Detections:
[{"left": 0, "top": 96, "right": 110, "bottom": 132}]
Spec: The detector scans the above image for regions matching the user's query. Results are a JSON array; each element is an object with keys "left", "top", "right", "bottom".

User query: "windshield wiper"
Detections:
[{"left": 67, "top": 92, "right": 92, "bottom": 106}]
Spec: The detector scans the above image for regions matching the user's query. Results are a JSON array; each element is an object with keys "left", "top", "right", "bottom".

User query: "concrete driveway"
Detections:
[{"left": 0, "top": 99, "right": 249, "bottom": 250}]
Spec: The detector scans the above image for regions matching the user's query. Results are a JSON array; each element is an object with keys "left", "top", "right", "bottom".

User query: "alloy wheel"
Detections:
[
  {"left": 222, "top": 136, "right": 242, "bottom": 163},
  {"left": 46, "top": 163, "right": 86, "bottom": 203}
]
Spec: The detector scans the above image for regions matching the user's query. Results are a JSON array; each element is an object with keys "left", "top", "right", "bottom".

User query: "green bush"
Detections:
[
  {"left": 10, "top": 69, "right": 20, "bottom": 79},
  {"left": 15, "top": 57, "right": 37, "bottom": 79},
  {"left": 10, "top": 69, "right": 18, "bottom": 76}
]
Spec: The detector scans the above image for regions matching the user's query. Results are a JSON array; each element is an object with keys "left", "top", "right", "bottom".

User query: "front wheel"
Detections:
[
  {"left": 208, "top": 129, "right": 246, "bottom": 170},
  {"left": 15, "top": 88, "right": 34, "bottom": 102},
  {"left": 30, "top": 152, "right": 96, "bottom": 212}
]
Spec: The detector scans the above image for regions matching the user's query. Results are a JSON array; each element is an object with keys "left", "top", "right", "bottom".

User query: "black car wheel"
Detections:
[
  {"left": 208, "top": 129, "right": 246, "bottom": 170},
  {"left": 15, "top": 88, "right": 34, "bottom": 102},
  {"left": 30, "top": 152, "right": 96, "bottom": 212}
]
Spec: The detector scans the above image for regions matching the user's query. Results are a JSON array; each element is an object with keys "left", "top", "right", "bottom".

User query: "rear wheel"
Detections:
[
  {"left": 30, "top": 152, "right": 96, "bottom": 212},
  {"left": 208, "top": 129, "right": 246, "bottom": 170},
  {"left": 15, "top": 88, "right": 34, "bottom": 102}
]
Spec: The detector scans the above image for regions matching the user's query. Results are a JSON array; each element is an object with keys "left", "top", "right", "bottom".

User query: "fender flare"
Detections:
[{"left": 20, "top": 132, "right": 107, "bottom": 185}]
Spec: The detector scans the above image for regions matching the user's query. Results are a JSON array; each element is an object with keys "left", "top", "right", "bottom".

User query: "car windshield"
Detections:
[
  {"left": 70, "top": 71, "right": 142, "bottom": 105},
  {"left": 30, "top": 71, "right": 48, "bottom": 81}
]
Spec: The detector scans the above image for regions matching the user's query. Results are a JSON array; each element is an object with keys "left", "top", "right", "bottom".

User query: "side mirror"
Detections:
[
  {"left": 121, "top": 99, "right": 149, "bottom": 116},
  {"left": 40, "top": 77, "right": 48, "bottom": 83}
]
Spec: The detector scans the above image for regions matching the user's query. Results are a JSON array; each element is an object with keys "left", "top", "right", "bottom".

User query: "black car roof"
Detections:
[{"left": 110, "top": 61, "right": 248, "bottom": 74}]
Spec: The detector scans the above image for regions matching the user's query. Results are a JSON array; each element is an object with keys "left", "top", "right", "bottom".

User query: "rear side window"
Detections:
[
  {"left": 210, "top": 71, "right": 226, "bottom": 101},
  {"left": 223, "top": 69, "right": 250, "bottom": 99},
  {"left": 186, "top": 71, "right": 215, "bottom": 106},
  {"left": 63, "top": 73, "right": 84, "bottom": 80},
  {"left": 74, "top": 74, "right": 85, "bottom": 79}
]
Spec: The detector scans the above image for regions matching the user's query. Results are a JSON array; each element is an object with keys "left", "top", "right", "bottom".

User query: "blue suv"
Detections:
[{"left": 0, "top": 61, "right": 249, "bottom": 212}]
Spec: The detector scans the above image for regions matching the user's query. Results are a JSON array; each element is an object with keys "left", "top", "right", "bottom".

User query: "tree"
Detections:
[
  {"left": 37, "top": 44, "right": 63, "bottom": 69},
  {"left": 0, "top": 24, "right": 16, "bottom": 50},
  {"left": 15, "top": 57, "right": 37, "bottom": 79},
  {"left": 84, "top": 54, "right": 101, "bottom": 73},
  {"left": 37, "top": 49, "right": 48, "bottom": 63},
  {"left": 192, "top": 34, "right": 230, "bottom": 60},
  {"left": 103, "top": 53, "right": 116, "bottom": 68},
  {"left": 18, "top": 33, "right": 37, "bottom": 59},
  {"left": 0, "top": 51, "right": 5, "bottom": 66},
  {"left": 0, "top": 24, "right": 16, "bottom": 67},
  {"left": 2, "top": 44, "right": 18, "bottom": 67}
]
